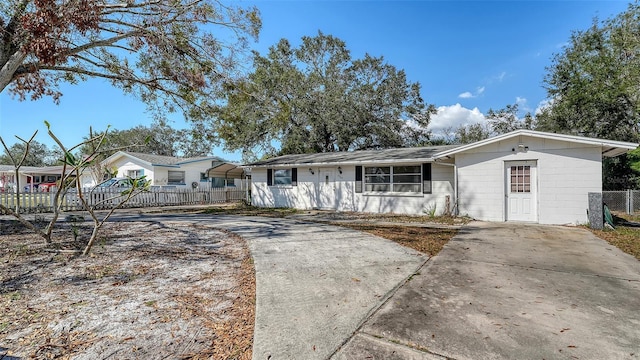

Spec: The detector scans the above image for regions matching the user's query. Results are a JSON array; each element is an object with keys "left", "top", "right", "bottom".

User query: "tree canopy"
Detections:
[
  {"left": 214, "top": 32, "right": 432, "bottom": 159},
  {"left": 82, "top": 121, "right": 210, "bottom": 158},
  {"left": 536, "top": 2, "right": 640, "bottom": 143},
  {"left": 0, "top": 140, "right": 61, "bottom": 166},
  {"left": 535, "top": 2, "right": 640, "bottom": 188},
  {"left": 1, "top": 0, "right": 260, "bottom": 121}
]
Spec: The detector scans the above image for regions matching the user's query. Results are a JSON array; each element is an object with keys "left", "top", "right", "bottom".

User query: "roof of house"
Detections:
[
  {"left": 105, "top": 151, "right": 224, "bottom": 167},
  {"left": 244, "top": 130, "right": 639, "bottom": 168},
  {"left": 244, "top": 145, "right": 460, "bottom": 167},
  {"left": 433, "top": 129, "right": 639, "bottom": 159}
]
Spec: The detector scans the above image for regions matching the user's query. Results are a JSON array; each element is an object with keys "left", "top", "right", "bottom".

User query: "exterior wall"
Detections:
[
  {"left": 110, "top": 158, "right": 156, "bottom": 184},
  {"left": 108, "top": 157, "right": 226, "bottom": 189},
  {"left": 456, "top": 136, "right": 602, "bottom": 225},
  {"left": 251, "top": 163, "right": 455, "bottom": 216}
]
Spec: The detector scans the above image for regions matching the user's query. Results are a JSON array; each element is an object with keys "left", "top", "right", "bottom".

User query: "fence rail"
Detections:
[
  {"left": 0, "top": 187, "right": 246, "bottom": 214},
  {"left": 602, "top": 190, "right": 640, "bottom": 214}
]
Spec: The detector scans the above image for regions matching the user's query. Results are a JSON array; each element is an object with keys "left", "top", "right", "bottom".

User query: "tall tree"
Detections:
[
  {"left": 536, "top": 2, "right": 640, "bottom": 142},
  {"left": 215, "top": 32, "right": 432, "bottom": 159},
  {"left": 1, "top": 0, "right": 260, "bottom": 121},
  {"left": 537, "top": 2, "right": 640, "bottom": 188}
]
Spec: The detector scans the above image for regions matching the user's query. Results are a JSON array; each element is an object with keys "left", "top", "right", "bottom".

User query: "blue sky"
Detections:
[{"left": 0, "top": 1, "right": 631, "bottom": 161}]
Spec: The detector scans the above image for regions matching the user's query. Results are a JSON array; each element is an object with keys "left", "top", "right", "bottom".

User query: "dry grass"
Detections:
[
  {"left": 320, "top": 211, "right": 469, "bottom": 226},
  {"left": 589, "top": 212, "right": 640, "bottom": 260},
  {"left": 334, "top": 223, "right": 458, "bottom": 257}
]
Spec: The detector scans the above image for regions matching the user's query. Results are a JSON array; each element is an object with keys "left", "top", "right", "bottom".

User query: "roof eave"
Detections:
[
  {"left": 242, "top": 157, "right": 439, "bottom": 168},
  {"left": 433, "top": 130, "right": 639, "bottom": 159}
]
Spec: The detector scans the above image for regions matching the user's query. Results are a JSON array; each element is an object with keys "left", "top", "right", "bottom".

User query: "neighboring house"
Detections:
[
  {"left": 0, "top": 165, "right": 78, "bottom": 191},
  {"left": 244, "top": 130, "right": 638, "bottom": 225},
  {"left": 94, "top": 151, "right": 241, "bottom": 189}
]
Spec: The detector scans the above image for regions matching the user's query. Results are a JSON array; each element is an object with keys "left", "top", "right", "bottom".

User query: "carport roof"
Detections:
[
  {"left": 206, "top": 162, "right": 244, "bottom": 179},
  {"left": 243, "top": 145, "right": 460, "bottom": 168}
]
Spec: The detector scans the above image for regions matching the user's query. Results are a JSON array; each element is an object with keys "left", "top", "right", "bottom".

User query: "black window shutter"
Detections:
[
  {"left": 267, "top": 168, "right": 273, "bottom": 186},
  {"left": 355, "top": 166, "right": 363, "bottom": 193},
  {"left": 423, "top": 163, "right": 432, "bottom": 194},
  {"left": 291, "top": 168, "right": 298, "bottom": 186}
]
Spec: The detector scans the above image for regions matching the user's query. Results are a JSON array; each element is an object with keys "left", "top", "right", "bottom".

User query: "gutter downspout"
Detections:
[{"left": 435, "top": 162, "right": 458, "bottom": 216}]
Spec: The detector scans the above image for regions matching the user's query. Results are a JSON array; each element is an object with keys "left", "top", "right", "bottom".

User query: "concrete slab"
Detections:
[
  {"left": 210, "top": 216, "right": 428, "bottom": 360},
  {"left": 338, "top": 222, "right": 640, "bottom": 360},
  {"left": 333, "top": 333, "right": 445, "bottom": 360}
]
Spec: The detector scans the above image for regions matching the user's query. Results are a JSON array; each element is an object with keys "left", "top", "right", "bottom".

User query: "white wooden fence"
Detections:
[{"left": 0, "top": 187, "right": 246, "bottom": 214}]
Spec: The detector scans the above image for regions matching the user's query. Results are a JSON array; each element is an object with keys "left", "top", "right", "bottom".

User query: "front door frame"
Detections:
[
  {"left": 317, "top": 168, "right": 337, "bottom": 210},
  {"left": 504, "top": 160, "right": 538, "bottom": 222}
]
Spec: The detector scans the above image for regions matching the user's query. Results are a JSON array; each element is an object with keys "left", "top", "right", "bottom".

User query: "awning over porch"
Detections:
[{"left": 205, "top": 162, "right": 245, "bottom": 179}]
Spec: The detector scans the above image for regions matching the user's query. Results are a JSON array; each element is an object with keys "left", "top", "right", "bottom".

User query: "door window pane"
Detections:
[{"left": 510, "top": 166, "right": 531, "bottom": 193}]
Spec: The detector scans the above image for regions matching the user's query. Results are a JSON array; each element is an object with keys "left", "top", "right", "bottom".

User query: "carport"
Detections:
[{"left": 205, "top": 162, "right": 250, "bottom": 199}]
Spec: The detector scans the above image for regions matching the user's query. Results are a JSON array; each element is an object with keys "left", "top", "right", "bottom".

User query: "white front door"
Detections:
[
  {"left": 505, "top": 161, "right": 537, "bottom": 222},
  {"left": 317, "top": 168, "right": 336, "bottom": 209}
]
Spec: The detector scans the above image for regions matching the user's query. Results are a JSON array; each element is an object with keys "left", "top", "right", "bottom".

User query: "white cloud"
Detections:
[
  {"left": 458, "top": 86, "right": 485, "bottom": 99},
  {"left": 516, "top": 96, "right": 533, "bottom": 113},
  {"left": 496, "top": 71, "right": 507, "bottom": 82},
  {"left": 428, "top": 104, "right": 486, "bottom": 136}
]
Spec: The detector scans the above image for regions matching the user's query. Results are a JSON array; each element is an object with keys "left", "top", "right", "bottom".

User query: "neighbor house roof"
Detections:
[
  {"left": 0, "top": 165, "right": 69, "bottom": 174},
  {"left": 103, "top": 151, "right": 224, "bottom": 168},
  {"left": 244, "top": 145, "right": 460, "bottom": 168},
  {"left": 433, "top": 129, "right": 639, "bottom": 159}
]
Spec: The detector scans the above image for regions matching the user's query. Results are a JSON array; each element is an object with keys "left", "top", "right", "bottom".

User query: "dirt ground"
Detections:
[{"left": 0, "top": 219, "right": 255, "bottom": 359}]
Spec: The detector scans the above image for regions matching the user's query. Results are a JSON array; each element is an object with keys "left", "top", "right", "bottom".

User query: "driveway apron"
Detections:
[
  {"left": 210, "top": 215, "right": 427, "bottom": 360},
  {"left": 335, "top": 221, "right": 640, "bottom": 359}
]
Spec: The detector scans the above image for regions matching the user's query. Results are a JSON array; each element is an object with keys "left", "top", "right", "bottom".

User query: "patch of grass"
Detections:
[
  {"left": 337, "top": 223, "right": 457, "bottom": 257},
  {"left": 203, "top": 203, "right": 299, "bottom": 217},
  {"left": 589, "top": 212, "right": 640, "bottom": 260}
]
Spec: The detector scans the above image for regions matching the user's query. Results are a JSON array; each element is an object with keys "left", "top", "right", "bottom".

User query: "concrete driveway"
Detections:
[{"left": 335, "top": 222, "right": 640, "bottom": 359}]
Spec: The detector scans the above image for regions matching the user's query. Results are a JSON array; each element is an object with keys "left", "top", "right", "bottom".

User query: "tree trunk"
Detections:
[
  {"left": 0, "top": 50, "right": 27, "bottom": 93},
  {"left": 82, "top": 222, "right": 102, "bottom": 256}
]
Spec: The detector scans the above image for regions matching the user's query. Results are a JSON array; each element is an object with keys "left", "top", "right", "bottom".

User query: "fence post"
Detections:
[
  {"left": 627, "top": 189, "right": 632, "bottom": 215},
  {"left": 630, "top": 189, "right": 635, "bottom": 215}
]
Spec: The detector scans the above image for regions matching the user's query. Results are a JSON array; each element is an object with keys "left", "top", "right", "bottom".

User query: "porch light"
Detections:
[
  {"left": 309, "top": 168, "right": 314, "bottom": 175},
  {"left": 337, "top": 166, "right": 342, "bottom": 174}
]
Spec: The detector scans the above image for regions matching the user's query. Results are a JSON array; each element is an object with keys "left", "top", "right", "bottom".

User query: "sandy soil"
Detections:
[{"left": 0, "top": 219, "right": 255, "bottom": 359}]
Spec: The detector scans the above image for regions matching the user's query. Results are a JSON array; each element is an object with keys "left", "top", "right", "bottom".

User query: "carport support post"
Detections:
[{"left": 588, "top": 192, "right": 604, "bottom": 230}]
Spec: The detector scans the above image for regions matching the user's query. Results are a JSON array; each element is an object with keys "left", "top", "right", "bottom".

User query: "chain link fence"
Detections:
[{"left": 603, "top": 190, "right": 640, "bottom": 214}]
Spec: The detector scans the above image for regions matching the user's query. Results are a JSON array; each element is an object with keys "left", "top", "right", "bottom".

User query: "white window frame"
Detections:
[
  {"left": 127, "top": 169, "right": 144, "bottom": 179},
  {"left": 364, "top": 165, "right": 422, "bottom": 194}
]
